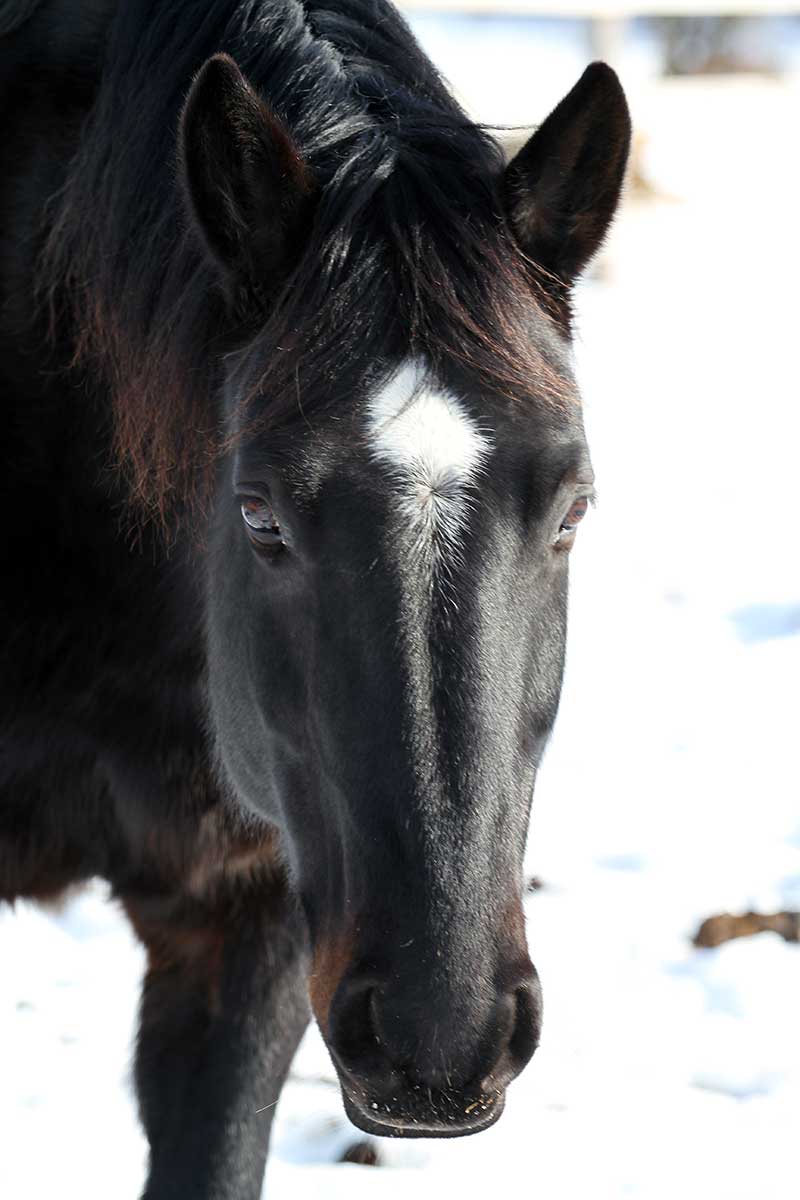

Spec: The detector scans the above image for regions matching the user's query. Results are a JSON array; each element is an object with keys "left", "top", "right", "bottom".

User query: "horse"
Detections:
[{"left": 0, "top": 0, "right": 630, "bottom": 1194}]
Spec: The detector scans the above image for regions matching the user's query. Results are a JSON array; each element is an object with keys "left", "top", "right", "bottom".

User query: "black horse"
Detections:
[{"left": 0, "top": 0, "right": 630, "bottom": 1194}]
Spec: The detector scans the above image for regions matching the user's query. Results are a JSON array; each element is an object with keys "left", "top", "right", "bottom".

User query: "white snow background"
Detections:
[{"left": 2, "top": 15, "right": 798, "bottom": 1199}]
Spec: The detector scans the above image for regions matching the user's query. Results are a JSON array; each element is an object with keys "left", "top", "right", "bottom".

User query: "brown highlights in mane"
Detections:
[{"left": 228, "top": 143, "right": 577, "bottom": 457}]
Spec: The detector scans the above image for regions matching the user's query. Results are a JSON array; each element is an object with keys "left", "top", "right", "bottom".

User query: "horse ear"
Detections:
[
  {"left": 504, "top": 62, "right": 631, "bottom": 289},
  {"left": 179, "top": 53, "right": 313, "bottom": 298}
]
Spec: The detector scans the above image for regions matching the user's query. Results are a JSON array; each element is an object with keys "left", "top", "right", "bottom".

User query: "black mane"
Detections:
[{"left": 42, "top": 0, "right": 567, "bottom": 519}]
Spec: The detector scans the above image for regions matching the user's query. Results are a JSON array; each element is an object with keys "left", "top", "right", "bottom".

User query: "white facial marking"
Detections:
[{"left": 366, "top": 362, "right": 492, "bottom": 558}]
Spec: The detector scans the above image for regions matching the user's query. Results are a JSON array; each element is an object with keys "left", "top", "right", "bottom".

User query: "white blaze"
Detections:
[{"left": 366, "top": 362, "right": 491, "bottom": 558}]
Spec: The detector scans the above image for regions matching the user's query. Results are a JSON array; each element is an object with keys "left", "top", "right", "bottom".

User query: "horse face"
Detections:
[
  {"left": 205, "top": 344, "right": 591, "bottom": 1135},
  {"left": 183, "top": 55, "right": 629, "bottom": 1136}
]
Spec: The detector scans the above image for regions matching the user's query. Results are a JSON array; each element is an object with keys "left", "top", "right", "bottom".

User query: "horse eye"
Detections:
[
  {"left": 561, "top": 496, "right": 589, "bottom": 531},
  {"left": 240, "top": 498, "right": 283, "bottom": 547},
  {"left": 555, "top": 496, "right": 590, "bottom": 546}
]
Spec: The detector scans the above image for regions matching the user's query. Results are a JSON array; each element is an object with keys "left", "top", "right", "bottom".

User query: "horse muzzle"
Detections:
[{"left": 318, "top": 964, "right": 542, "bottom": 1138}]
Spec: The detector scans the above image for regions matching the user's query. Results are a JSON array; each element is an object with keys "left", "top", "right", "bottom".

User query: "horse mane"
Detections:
[{"left": 41, "top": 0, "right": 571, "bottom": 525}]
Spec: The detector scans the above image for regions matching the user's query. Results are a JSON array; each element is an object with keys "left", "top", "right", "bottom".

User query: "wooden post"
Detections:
[{"left": 589, "top": 14, "right": 626, "bottom": 68}]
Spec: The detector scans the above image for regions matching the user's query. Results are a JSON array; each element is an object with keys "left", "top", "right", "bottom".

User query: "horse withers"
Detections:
[{"left": 0, "top": 0, "right": 630, "bottom": 1193}]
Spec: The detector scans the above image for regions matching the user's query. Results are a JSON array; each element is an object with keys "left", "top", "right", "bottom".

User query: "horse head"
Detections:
[{"left": 180, "top": 53, "right": 630, "bottom": 1137}]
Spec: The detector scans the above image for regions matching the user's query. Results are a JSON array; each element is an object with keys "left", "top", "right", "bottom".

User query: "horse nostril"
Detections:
[
  {"left": 507, "top": 978, "right": 543, "bottom": 1072},
  {"left": 328, "top": 975, "right": 382, "bottom": 1074}
]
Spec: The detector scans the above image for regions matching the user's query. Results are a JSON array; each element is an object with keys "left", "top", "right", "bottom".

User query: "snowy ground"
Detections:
[{"left": 2, "top": 17, "right": 799, "bottom": 1200}]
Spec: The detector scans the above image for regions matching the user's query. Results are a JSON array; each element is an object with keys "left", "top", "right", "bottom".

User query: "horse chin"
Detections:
[{"left": 341, "top": 1086, "right": 506, "bottom": 1140}]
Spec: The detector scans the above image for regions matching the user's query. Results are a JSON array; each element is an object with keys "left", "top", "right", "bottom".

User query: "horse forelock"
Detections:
[{"left": 38, "top": 0, "right": 575, "bottom": 531}]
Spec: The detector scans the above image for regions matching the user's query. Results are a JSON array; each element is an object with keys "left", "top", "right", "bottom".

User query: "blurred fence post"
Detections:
[
  {"left": 590, "top": 13, "right": 626, "bottom": 68},
  {"left": 589, "top": 15, "right": 627, "bottom": 283}
]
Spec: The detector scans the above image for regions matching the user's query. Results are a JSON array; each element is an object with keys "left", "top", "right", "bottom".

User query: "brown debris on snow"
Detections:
[{"left": 692, "top": 911, "right": 800, "bottom": 949}]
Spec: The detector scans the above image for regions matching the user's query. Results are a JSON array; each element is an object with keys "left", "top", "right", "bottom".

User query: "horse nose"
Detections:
[{"left": 327, "top": 966, "right": 542, "bottom": 1097}]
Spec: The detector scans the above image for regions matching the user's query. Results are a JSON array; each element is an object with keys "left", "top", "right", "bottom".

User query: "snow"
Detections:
[{"left": 2, "top": 16, "right": 799, "bottom": 1199}]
